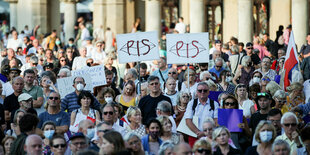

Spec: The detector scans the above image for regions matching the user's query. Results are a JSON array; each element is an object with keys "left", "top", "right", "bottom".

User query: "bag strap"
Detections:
[{"left": 234, "top": 54, "right": 241, "bottom": 73}]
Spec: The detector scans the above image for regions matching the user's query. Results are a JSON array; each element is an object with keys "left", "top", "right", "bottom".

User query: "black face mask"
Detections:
[{"left": 87, "top": 63, "right": 91, "bottom": 67}]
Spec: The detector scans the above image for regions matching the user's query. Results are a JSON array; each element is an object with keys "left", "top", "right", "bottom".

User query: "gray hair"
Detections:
[
  {"left": 58, "top": 68, "right": 71, "bottom": 77},
  {"left": 199, "top": 71, "right": 211, "bottom": 81},
  {"left": 273, "top": 90, "right": 287, "bottom": 99},
  {"left": 78, "top": 119, "right": 94, "bottom": 130},
  {"left": 158, "top": 141, "right": 175, "bottom": 155},
  {"left": 25, "top": 134, "right": 42, "bottom": 146},
  {"left": 123, "top": 132, "right": 141, "bottom": 141},
  {"left": 176, "top": 91, "right": 190, "bottom": 106},
  {"left": 197, "top": 81, "right": 209, "bottom": 89},
  {"left": 272, "top": 139, "right": 290, "bottom": 153},
  {"left": 281, "top": 112, "right": 298, "bottom": 124},
  {"left": 241, "top": 56, "right": 251, "bottom": 67},
  {"left": 12, "top": 76, "right": 24, "bottom": 85},
  {"left": 29, "top": 56, "right": 38, "bottom": 63},
  {"left": 231, "top": 45, "right": 239, "bottom": 54},
  {"left": 203, "top": 117, "right": 215, "bottom": 127},
  {"left": 127, "top": 68, "right": 138, "bottom": 79},
  {"left": 157, "top": 100, "right": 172, "bottom": 114},
  {"left": 214, "top": 57, "right": 224, "bottom": 64}
]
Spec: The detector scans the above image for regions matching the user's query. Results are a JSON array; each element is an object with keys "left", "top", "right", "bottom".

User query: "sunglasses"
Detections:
[
  {"left": 103, "top": 111, "right": 114, "bottom": 115},
  {"left": 168, "top": 72, "right": 176, "bottom": 74},
  {"left": 247, "top": 47, "right": 253, "bottom": 50},
  {"left": 60, "top": 60, "right": 66, "bottom": 62},
  {"left": 49, "top": 97, "right": 59, "bottom": 100},
  {"left": 283, "top": 123, "right": 297, "bottom": 127},
  {"left": 197, "top": 89, "right": 208, "bottom": 93},
  {"left": 98, "top": 129, "right": 111, "bottom": 133},
  {"left": 197, "top": 148, "right": 211, "bottom": 154},
  {"left": 53, "top": 144, "right": 66, "bottom": 148},
  {"left": 224, "top": 102, "right": 237, "bottom": 106},
  {"left": 262, "top": 78, "right": 271, "bottom": 81},
  {"left": 257, "top": 92, "right": 269, "bottom": 97},
  {"left": 215, "top": 66, "right": 222, "bottom": 68},
  {"left": 182, "top": 95, "right": 189, "bottom": 98}
]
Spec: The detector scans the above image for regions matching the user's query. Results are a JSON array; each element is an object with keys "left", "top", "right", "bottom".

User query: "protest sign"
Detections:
[
  {"left": 116, "top": 31, "right": 160, "bottom": 63},
  {"left": 71, "top": 65, "right": 106, "bottom": 87},
  {"left": 166, "top": 33, "right": 209, "bottom": 64},
  {"left": 218, "top": 109, "right": 243, "bottom": 132},
  {"left": 208, "top": 91, "right": 223, "bottom": 102},
  {"left": 57, "top": 75, "right": 93, "bottom": 98},
  {"left": 177, "top": 116, "right": 199, "bottom": 137}
]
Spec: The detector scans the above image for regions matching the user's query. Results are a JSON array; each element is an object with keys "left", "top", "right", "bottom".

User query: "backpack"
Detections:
[{"left": 192, "top": 98, "right": 215, "bottom": 114}]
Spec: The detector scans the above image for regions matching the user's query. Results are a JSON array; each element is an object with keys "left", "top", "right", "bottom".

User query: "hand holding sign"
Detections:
[{"left": 116, "top": 31, "right": 160, "bottom": 64}]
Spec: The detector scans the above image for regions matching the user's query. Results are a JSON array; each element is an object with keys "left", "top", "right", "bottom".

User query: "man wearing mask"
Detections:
[
  {"left": 38, "top": 92, "right": 69, "bottom": 134},
  {"left": 61, "top": 77, "right": 101, "bottom": 115},
  {"left": 22, "top": 69, "right": 44, "bottom": 114},
  {"left": 89, "top": 122, "right": 112, "bottom": 152},
  {"left": 78, "top": 119, "right": 95, "bottom": 140}
]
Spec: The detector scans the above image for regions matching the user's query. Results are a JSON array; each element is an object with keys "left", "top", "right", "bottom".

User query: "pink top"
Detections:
[{"left": 254, "top": 44, "right": 270, "bottom": 60}]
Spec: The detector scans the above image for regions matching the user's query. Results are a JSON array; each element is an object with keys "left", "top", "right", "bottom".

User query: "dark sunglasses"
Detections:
[
  {"left": 60, "top": 60, "right": 66, "bottom": 62},
  {"left": 98, "top": 129, "right": 111, "bottom": 133},
  {"left": 49, "top": 97, "right": 59, "bottom": 100},
  {"left": 197, "top": 89, "right": 208, "bottom": 93},
  {"left": 215, "top": 66, "right": 222, "bottom": 68},
  {"left": 247, "top": 47, "right": 253, "bottom": 50},
  {"left": 284, "top": 123, "right": 297, "bottom": 127},
  {"left": 224, "top": 102, "right": 237, "bottom": 106},
  {"left": 197, "top": 148, "right": 211, "bottom": 154},
  {"left": 103, "top": 111, "right": 114, "bottom": 115},
  {"left": 168, "top": 72, "right": 176, "bottom": 74},
  {"left": 53, "top": 144, "right": 66, "bottom": 148},
  {"left": 262, "top": 78, "right": 271, "bottom": 81}
]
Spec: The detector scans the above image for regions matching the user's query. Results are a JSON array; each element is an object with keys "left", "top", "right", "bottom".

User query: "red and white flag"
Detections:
[{"left": 283, "top": 31, "right": 299, "bottom": 91}]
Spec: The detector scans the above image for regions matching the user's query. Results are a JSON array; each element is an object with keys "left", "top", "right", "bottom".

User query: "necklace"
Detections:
[{"left": 177, "top": 105, "right": 186, "bottom": 111}]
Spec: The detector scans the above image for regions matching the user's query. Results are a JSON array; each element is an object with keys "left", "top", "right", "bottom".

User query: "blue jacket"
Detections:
[{"left": 141, "top": 134, "right": 163, "bottom": 154}]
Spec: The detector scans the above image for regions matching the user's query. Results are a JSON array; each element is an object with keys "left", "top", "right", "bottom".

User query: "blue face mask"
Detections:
[
  {"left": 87, "top": 128, "right": 95, "bottom": 139},
  {"left": 44, "top": 130, "right": 55, "bottom": 139}
]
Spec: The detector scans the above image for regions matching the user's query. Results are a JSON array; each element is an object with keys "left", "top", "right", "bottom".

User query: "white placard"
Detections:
[
  {"left": 71, "top": 65, "right": 106, "bottom": 87},
  {"left": 176, "top": 116, "right": 199, "bottom": 137},
  {"left": 166, "top": 33, "right": 209, "bottom": 64},
  {"left": 116, "top": 31, "right": 160, "bottom": 64},
  {"left": 57, "top": 75, "right": 93, "bottom": 98}
]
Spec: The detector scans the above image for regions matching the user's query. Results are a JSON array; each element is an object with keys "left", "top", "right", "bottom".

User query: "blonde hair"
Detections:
[
  {"left": 126, "top": 106, "right": 141, "bottom": 122},
  {"left": 254, "top": 120, "right": 277, "bottom": 143},
  {"left": 286, "top": 82, "right": 303, "bottom": 93},
  {"left": 193, "top": 139, "right": 211, "bottom": 152},
  {"left": 212, "top": 126, "right": 230, "bottom": 141},
  {"left": 266, "top": 81, "right": 282, "bottom": 96}
]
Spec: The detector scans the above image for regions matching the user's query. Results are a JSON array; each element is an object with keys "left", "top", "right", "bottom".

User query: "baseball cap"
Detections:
[
  {"left": 246, "top": 42, "right": 253, "bottom": 47},
  {"left": 69, "top": 132, "right": 86, "bottom": 141},
  {"left": 43, "top": 62, "right": 54, "bottom": 70},
  {"left": 18, "top": 93, "right": 32, "bottom": 102},
  {"left": 9, "top": 67, "right": 21, "bottom": 73}
]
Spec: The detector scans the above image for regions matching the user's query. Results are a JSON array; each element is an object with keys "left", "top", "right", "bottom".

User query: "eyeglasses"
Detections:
[
  {"left": 60, "top": 59, "right": 66, "bottom": 62},
  {"left": 49, "top": 97, "right": 59, "bottom": 100},
  {"left": 32, "top": 63, "right": 38, "bottom": 66},
  {"left": 22, "top": 99, "right": 33, "bottom": 103},
  {"left": 72, "top": 142, "right": 86, "bottom": 146},
  {"left": 168, "top": 72, "right": 176, "bottom": 74},
  {"left": 75, "top": 81, "right": 84, "bottom": 84},
  {"left": 254, "top": 76, "right": 261, "bottom": 78},
  {"left": 283, "top": 123, "right": 297, "bottom": 127},
  {"left": 215, "top": 66, "right": 222, "bottom": 68},
  {"left": 98, "top": 129, "right": 110, "bottom": 133},
  {"left": 182, "top": 95, "right": 189, "bottom": 98},
  {"left": 87, "top": 61, "right": 93, "bottom": 64},
  {"left": 149, "top": 82, "right": 159, "bottom": 86},
  {"left": 103, "top": 111, "right": 114, "bottom": 115},
  {"left": 197, "top": 148, "right": 211, "bottom": 154},
  {"left": 39, "top": 59, "right": 44, "bottom": 61},
  {"left": 197, "top": 89, "right": 208, "bottom": 93},
  {"left": 262, "top": 78, "right": 271, "bottom": 81},
  {"left": 224, "top": 102, "right": 237, "bottom": 106},
  {"left": 247, "top": 47, "right": 253, "bottom": 50},
  {"left": 53, "top": 144, "right": 66, "bottom": 148}
]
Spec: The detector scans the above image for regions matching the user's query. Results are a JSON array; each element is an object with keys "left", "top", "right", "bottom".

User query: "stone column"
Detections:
[
  {"left": 62, "top": 0, "right": 78, "bottom": 42},
  {"left": 179, "top": 0, "right": 190, "bottom": 25},
  {"left": 292, "top": 0, "right": 308, "bottom": 49},
  {"left": 93, "top": 0, "right": 106, "bottom": 31},
  {"left": 190, "top": 0, "right": 205, "bottom": 33},
  {"left": 106, "top": 0, "right": 125, "bottom": 34},
  {"left": 223, "top": 0, "right": 238, "bottom": 43},
  {"left": 48, "top": 0, "right": 61, "bottom": 34},
  {"left": 5, "top": 0, "right": 18, "bottom": 29},
  {"left": 145, "top": 0, "right": 161, "bottom": 36},
  {"left": 269, "top": 0, "right": 290, "bottom": 40},
  {"left": 238, "top": 0, "right": 253, "bottom": 43},
  {"left": 31, "top": 0, "right": 48, "bottom": 34}
]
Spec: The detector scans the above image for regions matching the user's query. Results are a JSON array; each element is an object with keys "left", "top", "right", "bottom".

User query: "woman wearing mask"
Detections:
[
  {"left": 124, "top": 132, "right": 145, "bottom": 155},
  {"left": 157, "top": 115, "right": 183, "bottom": 144},
  {"left": 50, "top": 134, "right": 67, "bottom": 155},
  {"left": 116, "top": 80, "right": 137, "bottom": 113},
  {"left": 249, "top": 71, "right": 263, "bottom": 86},
  {"left": 124, "top": 106, "right": 146, "bottom": 137},
  {"left": 100, "top": 87, "right": 115, "bottom": 104},
  {"left": 70, "top": 91, "right": 101, "bottom": 133},
  {"left": 234, "top": 84, "right": 255, "bottom": 118},
  {"left": 42, "top": 121, "right": 56, "bottom": 155},
  {"left": 217, "top": 70, "right": 235, "bottom": 95},
  {"left": 245, "top": 120, "right": 277, "bottom": 155},
  {"left": 213, "top": 126, "right": 241, "bottom": 154},
  {"left": 233, "top": 56, "right": 255, "bottom": 86},
  {"left": 141, "top": 118, "right": 163, "bottom": 155}
]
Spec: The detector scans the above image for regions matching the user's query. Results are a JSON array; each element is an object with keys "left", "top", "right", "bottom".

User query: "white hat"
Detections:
[{"left": 18, "top": 93, "right": 32, "bottom": 102}]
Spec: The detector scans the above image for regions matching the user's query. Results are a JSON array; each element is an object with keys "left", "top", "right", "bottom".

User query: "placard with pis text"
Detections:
[
  {"left": 116, "top": 31, "right": 160, "bottom": 63},
  {"left": 166, "top": 33, "right": 209, "bottom": 64}
]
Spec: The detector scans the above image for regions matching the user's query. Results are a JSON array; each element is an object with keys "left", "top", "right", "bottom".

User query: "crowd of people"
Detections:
[{"left": 0, "top": 16, "right": 309, "bottom": 155}]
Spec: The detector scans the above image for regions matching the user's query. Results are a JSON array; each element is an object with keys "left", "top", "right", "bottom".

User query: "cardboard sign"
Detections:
[
  {"left": 116, "top": 31, "right": 160, "bottom": 63},
  {"left": 57, "top": 75, "right": 93, "bottom": 98},
  {"left": 166, "top": 33, "right": 209, "bottom": 64},
  {"left": 177, "top": 116, "right": 199, "bottom": 137},
  {"left": 71, "top": 65, "right": 106, "bottom": 87},
  {"left": 218, "top": 109, "right": 243, "bottom": 132}
]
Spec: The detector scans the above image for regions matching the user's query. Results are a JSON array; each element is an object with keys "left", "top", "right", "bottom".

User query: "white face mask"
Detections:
[
  {"left": 76, "top": 83, "right": 84, "bottom": 91},
  {"left": 253, "top": 77, "right": 261, "bottom": 83},
  {"left": 225, "top": 76, "right": 232, "bottom": 82},
  {"left": 259, "top": 131, "right": 273, "bottom": 142},
  {"left": 105, "top": 97, "right": 113, "bottom": 104},
  {"left": 87, "top": 128, "right": 95, "bottom": 139}
]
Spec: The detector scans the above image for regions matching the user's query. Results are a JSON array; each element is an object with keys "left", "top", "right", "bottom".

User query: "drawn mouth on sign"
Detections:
[
  {"left": 119, "top": 39, "right": 156, "bottom": 56},
  {"left": 168, "top": 40, "right": 207, "bottom": 58}
]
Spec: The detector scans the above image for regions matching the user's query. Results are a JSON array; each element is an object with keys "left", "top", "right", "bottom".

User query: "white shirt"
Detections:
[
  {"left": 168, "top": 116, "right": 177, "bottom": 133},
  {"left": 72, "top": 56, "right": 88, "bottom": 70},
  {"left": 181, "top": 82, "right": 198, "bottom": 98},
  {"left": 239, "top": 99, "right": 254, "bottom": 118},
  {"left": 164, "top": 92, "right": 179, "bottom": 106},
  {"left": 2, "top": 82, "right": 13, "bottom": 97},
  {"left": 184, "top": 98, "right": 219, "bottom": 130},
  {"left": 80, "top": 28, "right": 90, "bottom": 47},
  {"left": 175, "top": 22, "right": 186, "bottom": 34},
  {"left": 303, "top": 79, "right": 310, "bottom": 103},
  {"left": 7, "top": 38, "right": 23, "bottom": 51},
  {"left": 20, "top": 63, "right": 43, "bottom": 75},
  {"left": 90, "top": 49, "right": 106, "bottom": 64}
]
